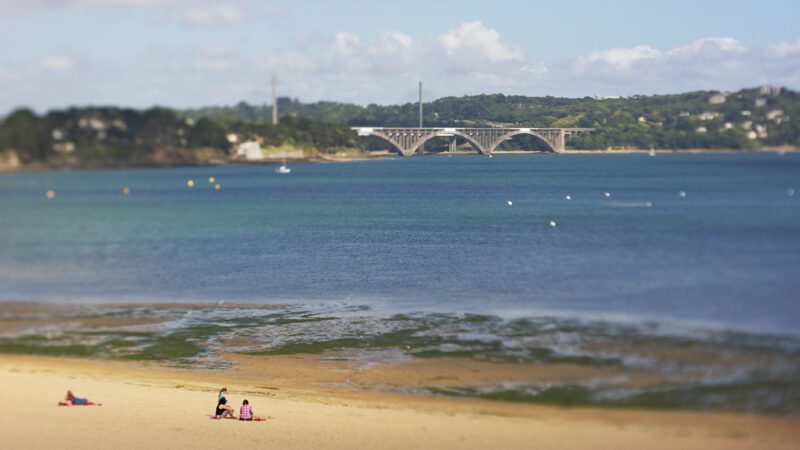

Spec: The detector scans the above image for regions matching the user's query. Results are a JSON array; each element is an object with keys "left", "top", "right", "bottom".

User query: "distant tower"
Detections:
[
  {"left": 418, "top": 81, "right": 424, "bottom": 155},
  {"left": 418, "top": 81, "right": 423, "bottom": 128},
  {"left": 271, "top": 74, "right": 278, "bottom": 125}
]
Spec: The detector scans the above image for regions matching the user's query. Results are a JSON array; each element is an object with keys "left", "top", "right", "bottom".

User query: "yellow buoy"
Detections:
[
  {"left": 209, "top": 177, "right": 215, "bottom": 184},
  {"left": 46, "top": 190, "right": 56, "bottom": 200},
  {"left": 122, "top": 187, "right": 131, "bottom": 196},
  {"left": 187, "top": 179, "right": 195, "bottom": 188},
  {"left": 214, "top": 184, "right": 221, "bottom": 191}
]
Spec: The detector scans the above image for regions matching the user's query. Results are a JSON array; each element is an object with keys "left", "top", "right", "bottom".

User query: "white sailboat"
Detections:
[
  {"left": 276, "top": 151, "right": 291, "bottom": 174},
  {"left": 649, "top": 147, "right": 656, "bottom": 156}
]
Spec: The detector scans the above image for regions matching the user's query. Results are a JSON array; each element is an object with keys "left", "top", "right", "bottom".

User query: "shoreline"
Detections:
[
  {"left": 2, "top": 147, "right": 797, "bottom": 173},
  {"left": 1, "top": 354, "right": 798, "bottom": 449}
]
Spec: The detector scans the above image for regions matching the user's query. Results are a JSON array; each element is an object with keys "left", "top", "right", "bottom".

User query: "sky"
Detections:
[{"left": 1, "top": 0, "right": 799, "bottom": 112}]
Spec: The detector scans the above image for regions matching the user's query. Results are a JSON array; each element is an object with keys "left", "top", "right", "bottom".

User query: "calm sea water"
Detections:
[{"left": 2, "top": 153, "right": 800, "bottom": 334}]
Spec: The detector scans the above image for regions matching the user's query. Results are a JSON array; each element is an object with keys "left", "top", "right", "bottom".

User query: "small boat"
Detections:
[
  {"left": 276, "top": 152, "right": 291, "bottom": 174},
  {"left": 649, "top": 147, "right": 656, "bottom": 156}
]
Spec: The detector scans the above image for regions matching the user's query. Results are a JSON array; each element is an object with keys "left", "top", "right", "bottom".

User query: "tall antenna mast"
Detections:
[
  {"left": 418, "top": 81, "right": 423, "bottom": 128},
  {"left": 418, "top": 81, "right": 424, "bottom": 155},
  {"left": 271, "top": 74, "right": 278, "bottom": 125}
]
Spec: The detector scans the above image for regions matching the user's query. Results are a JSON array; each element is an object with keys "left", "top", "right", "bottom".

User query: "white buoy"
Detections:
[
  {"left": 507, "top": 200, "right": 513, "bottom": 206},
  {"left": 645, "top": 201, "right": 653, "bottom": 207},
  {"left": 565, "top": 195, "right": 572, "bottom": 201},
  {"left": 678, "top": 191, "right": 686, "bottom": 198},
  {"left": 488, "top": 155, "right": 493, "bottom": 158},
  {"left": 788, "top": 188, "right": 795, "bottom": 197},
  {"left": 549, "top": 220, "right": 557, "bottom": 227},
  {"left": 604, "top": 192, "right": 611, "bottom": 198}
]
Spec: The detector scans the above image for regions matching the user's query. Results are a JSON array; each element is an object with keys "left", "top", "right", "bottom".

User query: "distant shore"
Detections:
[{"left": 2, "top": 147, "right": 797, "bottom": 173}]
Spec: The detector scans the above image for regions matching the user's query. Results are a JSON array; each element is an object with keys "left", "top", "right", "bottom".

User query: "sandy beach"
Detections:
[{"left": 1, "top": 355, "right": 798, "bottom": 450}]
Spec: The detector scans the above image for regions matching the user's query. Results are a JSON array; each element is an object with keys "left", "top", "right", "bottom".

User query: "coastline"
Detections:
[
  {"left": 2, "top": 147, "right": 797, "bottom": 173},
  {"left": 2, "top": 354, "right": 799, "bottom": 449}
]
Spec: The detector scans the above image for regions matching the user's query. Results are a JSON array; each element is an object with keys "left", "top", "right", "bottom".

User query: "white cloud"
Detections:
[
  {"left": 667, "top": 37, "right": 746, "bottom": 58},
  {"left": 585, "top": 45, "right": 661, "bottom": 71},
  {"left": 2, "top": 27, "right": 800, "bottom": 111},
  {"left": 330, "top": 32, "right": 361, "bottom": 56},
  {"left": 770, "top": 38, "right": 800, "bottom": 57},
  {"left": 439, "top": 21, "right": 524, "bottom": 63}
]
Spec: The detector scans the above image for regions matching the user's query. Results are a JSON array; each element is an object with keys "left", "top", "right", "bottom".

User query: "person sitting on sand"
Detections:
[
  {"left": 215, "top": 387, "right": 236, "bottom": 419},
  {"left": 239, "top": 399, "right": 254, "bottom": 421}
]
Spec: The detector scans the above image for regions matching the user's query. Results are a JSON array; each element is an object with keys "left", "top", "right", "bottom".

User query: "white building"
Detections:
[
  {"left": 697, "top": 111, "right": 719, "bottom": 121},
  {"left": 766, "top": 110, "right": 784, "bottom": 121},
  {"left": 234, "top": 141, "right": 264, "bottom": 160},
  {"left": 759, "top": 85, "right": 782, "bottom": 96},
  {"left": 708, "top": 93, "right": 727, "bottom": 104}
]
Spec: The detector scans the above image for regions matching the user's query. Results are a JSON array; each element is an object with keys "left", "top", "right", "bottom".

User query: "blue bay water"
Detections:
[{"left": 1, "top": 153, "right": 800, "bottom": 335}]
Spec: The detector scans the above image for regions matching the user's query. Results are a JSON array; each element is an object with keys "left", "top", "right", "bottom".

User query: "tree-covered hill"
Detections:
[
  {"left": 2, "top": 86, "right": 798, "bottom": 169},
  {"left": 186, "top": 86, "right": 799, "bottom": 150},
  {"left": 0, "top": 106, "right": 364, "bottom": 168}
]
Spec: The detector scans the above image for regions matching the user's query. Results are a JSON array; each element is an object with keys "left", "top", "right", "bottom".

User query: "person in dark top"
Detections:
[{"left": 215, "top": 387, "right": 236, "bottom": 419}]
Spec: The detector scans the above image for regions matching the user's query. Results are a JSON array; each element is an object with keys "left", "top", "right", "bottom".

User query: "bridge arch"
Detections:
[
  {"left": 497, "top": 130, "right": 558, "bottom": 153},
  {"left": 367, "top": 129, "right": 489, "bottom": 156},
  {"left": 367, "top": 134, "right": 410, "bottom": 156},
  {"left": 444, "top": 130, "right": 490, "bottom": 155}
]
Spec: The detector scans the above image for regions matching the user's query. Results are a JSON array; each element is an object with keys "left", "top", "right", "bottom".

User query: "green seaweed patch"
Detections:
[
  {"left": 428, "top": 380, "right": 800, "bottom": 414},
  {"left": 243, "top": 329, "right": 424, "bottom": 356},
  {"left": 0, "top": 337, "right": 99, "bottom": 357},
  {"left": 269, "top": 316, "right": 338, "bottom": 325},
  {"left": 120, "top": 335, "right": 204, "bottom": 360}
]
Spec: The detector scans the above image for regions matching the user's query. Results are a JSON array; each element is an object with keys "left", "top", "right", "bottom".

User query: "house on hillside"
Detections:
[{"left": 708, "top": 93, "right": 727, "bottom": 104}]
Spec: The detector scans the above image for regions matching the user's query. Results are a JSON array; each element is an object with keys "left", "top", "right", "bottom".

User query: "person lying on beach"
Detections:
[
  {"left": 60, "top": 390, "right": 96, "bottom": 406},
  {"left": 215, "top": 387, "right": 236, "bottom": 419}
]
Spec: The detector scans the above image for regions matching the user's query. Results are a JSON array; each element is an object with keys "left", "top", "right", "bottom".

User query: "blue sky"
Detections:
[{"left": 1, "top": 0, "right": 799, "bottom": 112}]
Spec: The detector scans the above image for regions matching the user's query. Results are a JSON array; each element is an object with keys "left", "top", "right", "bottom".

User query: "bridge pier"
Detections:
[{"left": 554, "top": 129, "right": 565, "bottom": 153}]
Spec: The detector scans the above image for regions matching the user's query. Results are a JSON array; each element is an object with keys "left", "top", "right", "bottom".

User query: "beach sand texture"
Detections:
[{"left": 1, "top": 355, "right": 798, "bottom": 450}]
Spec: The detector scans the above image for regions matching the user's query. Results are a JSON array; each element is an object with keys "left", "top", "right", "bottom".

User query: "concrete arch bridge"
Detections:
[{"left": 352, "top": 127, "right": 594, "bottom": 156}]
